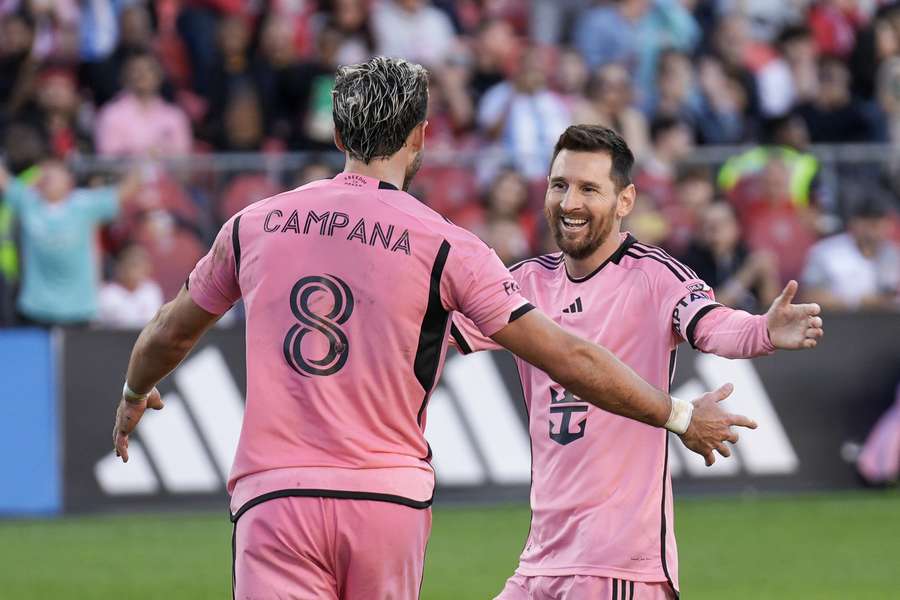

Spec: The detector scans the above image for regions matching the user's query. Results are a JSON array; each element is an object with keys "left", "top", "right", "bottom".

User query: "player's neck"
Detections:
[
  {"left": 563, "top": 231, "right": 624, "bottom": 279},
  {"left": 343, "top": 157, "right": 406, "bottom": 191}
]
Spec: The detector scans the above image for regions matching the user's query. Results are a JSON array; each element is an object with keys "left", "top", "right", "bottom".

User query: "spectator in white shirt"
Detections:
[
  {"left": 802, "top": 195, "right": 900, "bottom": 311},
  {"left": 96, "top": 244, "right": 164, "bottom": 329},
  {"left": 477, "top": 46, "right": 570, "bottom": 181},
  {"left": 371, "top": 0, "right": 456, "bottom": 66}
]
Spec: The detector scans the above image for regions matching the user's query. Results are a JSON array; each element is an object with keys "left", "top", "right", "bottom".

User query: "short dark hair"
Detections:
[
  {"left": 551, "top": 125, "right": 634, "bottom": 191},
  {"left": 332, "top": 57, "right": 429, "bottom": 163},
  {"left": 649, "top": 115, "right": 687, "bottom": 143}
]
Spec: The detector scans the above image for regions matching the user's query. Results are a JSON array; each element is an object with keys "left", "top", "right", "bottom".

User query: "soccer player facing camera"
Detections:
[
  {"left": 452, "top": 125, "right": 824, "bottom": 599},
  {"left": 112, "top": 60, "right": 756, "bottom": 599}
]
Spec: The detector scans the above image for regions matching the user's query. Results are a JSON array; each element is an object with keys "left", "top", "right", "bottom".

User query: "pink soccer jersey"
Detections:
[
  {"left": 187, "top": 173, "right": 532, "bottom": 517},
  {"left": 452, "top": 232, "right": 722, "bottom": 594}
]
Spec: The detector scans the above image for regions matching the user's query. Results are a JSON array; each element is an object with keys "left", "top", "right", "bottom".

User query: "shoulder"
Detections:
[
  {"left": 619, "top": 239, "right": 700, "bottom": 286},
  {"left": 508, "top": 252, "right": 564, "bottom": 285}
]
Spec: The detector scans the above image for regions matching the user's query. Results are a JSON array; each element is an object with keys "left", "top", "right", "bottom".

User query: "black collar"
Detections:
[
  {"left": 378, "top": 180, "right": 399, "bottom": 191},
  {"left": 565, "top": 233, "right": 637, "bottom": 283}
]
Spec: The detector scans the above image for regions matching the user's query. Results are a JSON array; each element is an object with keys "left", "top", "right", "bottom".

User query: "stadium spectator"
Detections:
[
  {"left": 0, "top": 159, "right": 141, "bottom": 325},
  {"left": 647, "top": 49, "right": 699, "bottom": 123},
  {"left": 573, "top": 62, "right": 649, "bottom": 160},
  {"left": 132, "top": 209, "right": 204, "bottom": 301},
  {"left": 796, "top": 55, "right": 875, "bottom": 143},
  {"left": 21, "top": 66, "right": 91, "bottom": 158},
  {"left": 468, "top": 18, "right": 517, "bottom": 105},
  {"left": 314, "top": 0, "right": 375, "bottom": 66},
  {"left": 477, "top": 46, "right": 570, "bottom": 181},
  {"left": 706, "top": 13, "right": 762, "bottom": 123},
  {"left": 664, "top": 165, "right": 715, "bottom": 255},
  {"left": 801, "top": 195, "right": 900, "bottom": 311},
  {"left": 79, "top": 3, "right": 158, "bottom": 108},
  {"left": 808, "top": 0, "right": 862, "bottom": 59},
  {"left": 0, "top": 11, "right": 37, "bottom": 126},
  {"left": 95, "top": 51, "right": 193, "bottom": 157},
  {"left": 776, "top": 25, "right": 820, "bottom": 107},
  {"left": 371, "top": 0, "right": 457, "bottom": 67},
  {"left": 695, "top": 54, "right": 751, "bottom": 144},
  {"left": 848, "top": 3, "right": 900, "bottom": 102},
  {"left": 213, "top": 85, "right": 270, "bottom": 153},
  {"left": 201, "top": 14, "right": 256, "bottom": 141},
  {"left": 681, "top": 201, "right": 781, "bottom": 313},
  {"left": 572, "top": 0, "right": 700, "bottom": 105},
  {"left": 876, "top": 56, "right": 900, "bottom": 143},
  {"left": 96, "top": 244, "right": 163, "bottom": 329},
  {"left": 634, "top": 116, "right": 694, "bottom": 209}
]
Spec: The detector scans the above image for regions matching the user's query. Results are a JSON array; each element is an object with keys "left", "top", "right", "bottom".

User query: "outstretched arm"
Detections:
[
  {"left": 692, "top": 280, "right": 823, "bottom": 358},
  {"left": 113, "top": 287, "right": 220, "bottom": 461},
  {"left": 491, "top": 309, "right": 756, "bottom": 466}
]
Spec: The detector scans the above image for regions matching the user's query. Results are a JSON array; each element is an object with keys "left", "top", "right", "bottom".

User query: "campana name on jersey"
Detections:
[{"left": 263, "top": 208, "right": 412, "bottom": 255}]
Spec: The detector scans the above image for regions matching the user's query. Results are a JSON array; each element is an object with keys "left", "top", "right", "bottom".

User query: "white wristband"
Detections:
[
  {"left": 123, "top": 382, "right": 151, "bottom": 402},
  {"left": 664, "top": 396, "right": 694, "bottom": 435}
]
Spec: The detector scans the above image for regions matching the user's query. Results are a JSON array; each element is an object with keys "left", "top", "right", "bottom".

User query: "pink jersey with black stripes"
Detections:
[
  {"left": 451, "top": 233, "right": 719, "bottom": 592},
  {"left": 187, "top": 173, "right": 531, "bottom": 516}
]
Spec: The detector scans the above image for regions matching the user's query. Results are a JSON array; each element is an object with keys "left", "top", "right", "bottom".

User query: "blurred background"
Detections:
[{"left": 0, "top": 0, "right": 899, "bottom": 598}]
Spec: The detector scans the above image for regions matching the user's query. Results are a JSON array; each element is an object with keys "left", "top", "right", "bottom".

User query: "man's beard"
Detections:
[
  {"left": 403, "top": 151, "right": 423, "bottom": 192},
  {"left": 548, "top": 201, "right": 617, "bottom": 259}
]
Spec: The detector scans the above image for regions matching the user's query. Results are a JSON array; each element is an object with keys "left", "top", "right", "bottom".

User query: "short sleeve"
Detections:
[
  {"left": 188, "top": 217, "right": 242, "bottom": 315},
  {"left": 656, "top": 269, "right": 722, "bottom": 347},
  {"left": 442, "top": 236, "right": 533, "bottom": 338},
  {"left": 74, "top": 187, "right": 119, "bottom": 223},
  {"left": 450, "top": 312, "right": 502, "bottom": 354}
]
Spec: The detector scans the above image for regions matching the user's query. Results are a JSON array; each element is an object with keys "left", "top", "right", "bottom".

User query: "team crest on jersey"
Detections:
[{"left": 549, "top": 387, "right": 589, "bottom": 445}]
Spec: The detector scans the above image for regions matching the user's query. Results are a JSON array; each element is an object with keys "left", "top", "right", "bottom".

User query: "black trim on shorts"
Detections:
[
  {"left": 685, "top": 303, "right": 724, "bottom": 349},
  {"left": 231, "top": 214, "right": 243, "bottom": 279},
  {"left": 231, "top": 520, "right": 237, "bottom": 600},
  {"left": 612, "top": 578, "right": 618, "bottom": 599},
  {"left": 566, "top": 234, "right": 636, "bottom": 283},
  {"left": 660, "top": 441, "right": 680, "bottom": 598},
  {"left": 508, "top": 303, "right": 536, "bottom": 323},
  {"left": 450, "top": 322, "right": 473, "bottom": 355},
  {"left": 414, "top": 240, "right": 452, "bottom": 426},
  {"left": 230, "top": 488, "right": 434, "bottom": 523}
]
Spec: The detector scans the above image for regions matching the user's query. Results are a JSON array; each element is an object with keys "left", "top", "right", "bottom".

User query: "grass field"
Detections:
[{"left": 0, "top": 491, "right": 897, "bottom": 599}]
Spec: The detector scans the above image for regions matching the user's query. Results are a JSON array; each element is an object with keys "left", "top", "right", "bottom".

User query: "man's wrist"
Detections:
[
  {"left": 665, "top": 396, "right": 694, "bottom": 435},
  {"left": 122, "top": 382, "right": 151, "bottom": 402}
]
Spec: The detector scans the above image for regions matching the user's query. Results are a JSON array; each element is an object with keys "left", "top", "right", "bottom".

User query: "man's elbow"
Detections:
[{"left": 148, "top": 302, "right": 196, "bottom": 353}]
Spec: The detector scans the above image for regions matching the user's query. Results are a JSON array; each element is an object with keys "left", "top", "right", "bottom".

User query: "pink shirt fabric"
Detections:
[
  {"left": 452, "top": 233, "right": 772, "bottom": 593},
  {"left": 95, "top": 93, "right": 192, "bottom": 157},
  {"left": 187, "top": 173, "right": 531, "bottom": 517}
]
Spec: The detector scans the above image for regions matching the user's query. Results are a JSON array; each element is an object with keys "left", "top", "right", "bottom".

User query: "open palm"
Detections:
[{"left": 766, "top": 280, "right": 824, "bottom": 350}]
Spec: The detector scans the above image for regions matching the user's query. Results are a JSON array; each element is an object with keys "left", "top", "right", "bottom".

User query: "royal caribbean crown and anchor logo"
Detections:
[
  {"left": 549, "top": 387, "right": 589, "bottom": 445},
  {"left": 283, "top": 274, "right": 355, "bottom": 377}
]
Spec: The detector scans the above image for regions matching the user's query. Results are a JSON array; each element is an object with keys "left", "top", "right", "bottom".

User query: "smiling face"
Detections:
[{"left": 545, "top": 150, "right": 634, "bottom": 259}]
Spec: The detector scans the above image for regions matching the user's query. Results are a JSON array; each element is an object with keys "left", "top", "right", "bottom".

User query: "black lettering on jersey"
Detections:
[
  {"left": 503, "top": 281, "right": 521, "bottom": 296},
  {"left": 283, "top": 274, "right": 354, "bottom": 377},
  {"left": 672, "top": 306, "right": 682, "bottom": 334},
  {"left": 347, "top": 218, "right": 367, "bottom": 243},
  {"left": 391, "top": 230, "right": 411, "bottom": 255},
  {"left": 689, "top": 291, "right": 709, "bottom": 302},
  {"left": 281, "top": 210, "right": 301, "bottom": 233},
  {"left": 549, "top": 387, "right": 589, "bottom": 445},
  {"left": 328, "top": 212, "right": 350, "bottom": 236},
  {"left": 304, "top": 210, "right": 329, "bottom": 235},
  {"left": 370, "top": 222, "right": 394, "bottom": 249},
  {"left": 264, "top": 209, "right": 283, "bottom": 232}
]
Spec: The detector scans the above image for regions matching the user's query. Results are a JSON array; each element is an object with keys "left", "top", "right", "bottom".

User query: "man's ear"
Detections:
[
  {"left": 333, "top": 129, "right": 346, "bottom": 152},
  {"left": 617, "top": 183, "right": 636, "bottom": 218},
  {"left": 408, "top": 120, "right": 428, "bottom": 152}
]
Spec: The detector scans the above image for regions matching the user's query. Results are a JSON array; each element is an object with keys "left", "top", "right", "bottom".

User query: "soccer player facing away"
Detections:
[
  {"left": 111, "top": 60, "right": 756, "bottom": 599},
  {"left": 451, "top": 125, "right": 825, "bottom": 600}
]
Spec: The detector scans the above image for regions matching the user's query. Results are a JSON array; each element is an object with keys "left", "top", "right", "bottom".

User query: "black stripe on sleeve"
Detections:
[
  {"left": 231, "top": 215, "right": 243, "bottom": 279},
  {"left": 685, "top": 303, "right": 724, "bottom": 349},
  {"left": 414, "top": 240, "right": 452, "bottom": 425},
  {"left": 624, "top": 250, "right": 686, "bottom": 282},
  {"left": 450, "top": 322, "right": 473, "bottom": 355},
  {"left": 633, "top": 243, "right": 697, "bottom": 280},
  {"left": 508, "top": 303, "right": 535, "bottom": 324},
  {"left": 629, "top": 580, "right": 634, "bottom": 600},
  {"left": 612, "top": 578, "right": 618, "bottom": 600}
]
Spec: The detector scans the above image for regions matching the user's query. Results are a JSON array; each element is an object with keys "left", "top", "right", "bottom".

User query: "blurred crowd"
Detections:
[{"left": 0, "top": 0, "right": 899, "bottom": 328}]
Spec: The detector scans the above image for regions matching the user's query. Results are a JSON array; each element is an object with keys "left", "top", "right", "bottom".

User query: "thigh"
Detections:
[
  {"left": 493, "top": 573, "right": 532, "bottom": 600},
  {"left": 333, "top": 500, "right": 432, "bottom": 600},
  {"left": 233, "top": 496, "right": 339, "bottom": 600}
]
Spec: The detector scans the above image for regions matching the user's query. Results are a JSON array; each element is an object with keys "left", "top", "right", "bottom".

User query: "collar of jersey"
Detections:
[
  {"left": 565, "top": 233, "right": 637, "bottom": 284},
  {"left": 331, "top": 172, "right": 399, "bottom": 191}
]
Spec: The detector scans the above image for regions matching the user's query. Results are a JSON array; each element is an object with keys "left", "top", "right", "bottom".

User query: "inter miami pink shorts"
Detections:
[
  {"left": 233, "top": 495, "right": 431, "bottom": 599},
  {"left": 495, "top": 573, "right": 677, "bottom": 600}
]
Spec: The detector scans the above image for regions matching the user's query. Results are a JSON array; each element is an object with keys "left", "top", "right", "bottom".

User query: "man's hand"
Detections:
[
  {"left": 113, "top": 388, "right": 164, "bottom": 462},
  {"left": 766, "top": 280, "right": 824, "bottom": 350},
  {"left": 679, "top": 384, "right": 757, "bottom": 466}
]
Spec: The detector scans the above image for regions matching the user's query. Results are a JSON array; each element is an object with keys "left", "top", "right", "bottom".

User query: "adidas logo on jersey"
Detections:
[{"left": 562, "top": 297, "right": 584, "bottom": 314}]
